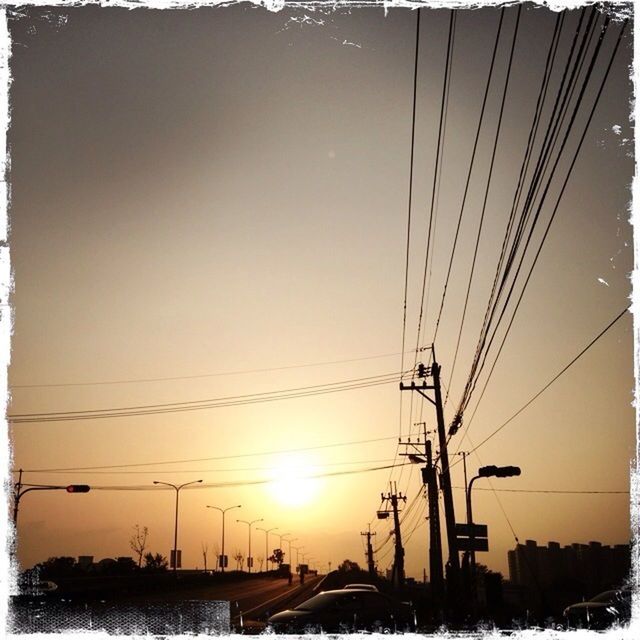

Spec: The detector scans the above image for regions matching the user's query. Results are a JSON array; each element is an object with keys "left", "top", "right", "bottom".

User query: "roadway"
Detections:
[{"left": 123, "top": 572, "right": 325, "bottom": 624}]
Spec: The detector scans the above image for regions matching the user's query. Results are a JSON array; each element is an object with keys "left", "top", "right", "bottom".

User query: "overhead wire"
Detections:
[
  {"left": 440, "top": 305, "right": 629, "bottom": 473},
  {"left": 20, "top": 461, "right": 414, "bottom": 492},
  {"left": 393, "top": 5, "right": 423, "bottom": 494},
  {"left": 17, "top": 434, "right": 402, "bottom": 472},
  {"left": 431, "top": 8, "right": 506, "bottom": 346},
  {"left": 10, "top": 350, "right": 409, "bottom": 390},
  {"left": 10, "top": 370, "right": 406, "bottom": 424},
  {"left": 399, "top": 9, "right": 456, "bottom": 496},
  {"left": 467, "top": 306, "right": 629, "bottom": 455},
  {"left": 17, "top": 457, "right": 399, "bottom": 476},
  {"left": 446, "top": 6, "right": 522, "bottom": 401},
  {"left": 453, "top": 12, "right": 625, "bottom": 439},
  {"left": 448, "top": 9, "right": 590, "bottom": 424}
]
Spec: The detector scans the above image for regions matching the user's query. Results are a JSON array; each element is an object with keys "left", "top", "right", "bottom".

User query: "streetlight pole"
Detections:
[
  {"left": 207, "top": 504, "right": 241, "bottom": 573},
  {"left": 256, "top": 526, "right": 278, "bottom": 572},
  {"left": 153, "top": 479, "right": 203, "bottom": 576},
  {"left": 466, "top": 465, "right": 521, "bottom": 611},
  {"left": 237, "top": 518, "right": 263, "bottom": 573},
  {"left": 276, "top": 532, "right": 290, "bottom": 559},
  {"left": 292, "top": 546, "right": 304, "bottom": 574}
]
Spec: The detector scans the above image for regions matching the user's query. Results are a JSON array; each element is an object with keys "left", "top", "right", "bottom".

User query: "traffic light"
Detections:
[{"left": 66, "top": 485, "right": 90, "bottom": 493}]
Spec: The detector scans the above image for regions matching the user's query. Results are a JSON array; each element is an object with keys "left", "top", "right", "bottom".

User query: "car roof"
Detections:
[
  {"left": 320, "top": 589, "right": 383, "bottom": 596},
  {"left": 344, "top": 583, "right": 378, "bottom": 590}
]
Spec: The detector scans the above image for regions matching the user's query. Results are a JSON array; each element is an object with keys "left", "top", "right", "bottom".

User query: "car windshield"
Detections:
[{"left": 294, "top": 593, "right": 338, "bottom": 612}]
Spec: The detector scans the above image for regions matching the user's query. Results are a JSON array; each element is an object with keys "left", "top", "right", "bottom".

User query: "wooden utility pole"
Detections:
[
  {"left": 400, "top": 351, "right": 460, "bottom": 610},
  {"left": 399, "top": 426, "right": 444, "bottom": 609},
  {"left": 360, "top": 526, "right": 376, "bottom": 576},
  {"left": 380, "top": 486, "right": 406, "bottom": 588},
  {"left": 425, "top": 439, "right": 444, "bottom": 601}
]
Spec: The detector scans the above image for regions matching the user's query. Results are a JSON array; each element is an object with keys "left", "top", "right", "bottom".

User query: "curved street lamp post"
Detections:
[
  {"left": 237, "top": 518, "right": 264, "bottom": 573},
  {"left": 207, "top": 504, "right": 241, "bottom": 572},
  {"left": 256, "top": 525, "right": 278, "bottom": 572},
  {"left": 466, "top": 465, "right": 521, "bottom": 609},
  {"left": 292, "top": 545, "right": 304, "bottom": 574},
  {"left": 153, "top": 479, "right": 203, "bottom": 575}
]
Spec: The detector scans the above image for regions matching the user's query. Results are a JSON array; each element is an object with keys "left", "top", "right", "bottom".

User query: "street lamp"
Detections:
[
  {"left": 237, "top": 518, "right": 264, "bottom": 573},
  {"left": 153, "top": 479, "right": 203, "bottom": 575},
  {"left": 276, "top": 532, "right": 290, "bottom": 554},
  {"left": 283, "top": 536, "right": 296, "bottom": 567},
  {"left": 466, "top": 465, "right": 521, "bottom": 606},
  {"left": 256, "top": 526, "right": 278, "bottom": 572},
  {"left": 292, "top": 545, "right": 304, "bottom": 574},
  {"left": 207, "top": 504, "right": 241, "bottom": 573}
]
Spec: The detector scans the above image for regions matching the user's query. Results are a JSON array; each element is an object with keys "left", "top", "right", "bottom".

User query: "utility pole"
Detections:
[
  {"left": 13, "top": 469, "right": 23, "bottom": 525},
  {"left": 400, "top": 349, "right": 460, "bottom": 612},
  {"left": 399, "top": 424, "right": 444, "bottom": 604},
  {"left": 379, "top": 484, "right": 406, "bottom": 588},
  {"left": 360, "top": 525, "right": 376, "bottom": 576},
  {"left": 425, "top": 439, "right": 444, "bottom": 609}
]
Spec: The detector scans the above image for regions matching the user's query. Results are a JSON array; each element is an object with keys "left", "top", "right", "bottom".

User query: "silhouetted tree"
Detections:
[
  {"left": 38, "top": 557, "right": 77, "bottom": 579},
  {"left": 269, "top": 548, "right": 284, "bottom": 568},
  {"left": 233, "top": 549, "right": 244, "bottom": 571},
  {"left": 202, "top": 542, "right": 209, "bottom": 573},
  {"left": 257, "top": 556, "right": 264, "bottom": 572},
  {"left": 143, "top": 552, "right": 168, "bottom": 572},
  {"left": 338, "top": 559, "right": 361, "bottom": 572},
  {"left": 129, "top": 524, "right": 149, "bottom": 568},
  {"left": 476, "top": 563, "right": 503, "bottom": 579}
]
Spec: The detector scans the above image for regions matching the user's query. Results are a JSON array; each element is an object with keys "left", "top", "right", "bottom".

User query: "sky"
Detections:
[{"left": 6, "top": 3, "right": 634, "bottom": 581}]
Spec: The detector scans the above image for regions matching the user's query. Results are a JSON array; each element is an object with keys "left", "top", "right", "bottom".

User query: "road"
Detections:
[
  {"left": 235, "top": 574, "right": 324, "bottom": 621},
  {"left": 123, "top": 573, "right": 325, "bottom": 623}
]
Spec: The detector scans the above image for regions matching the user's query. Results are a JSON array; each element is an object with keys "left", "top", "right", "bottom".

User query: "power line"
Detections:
[
  {"left": 9, "top": 370, "right": 405, "bottom": 423},
  {"left": 414, "top": 9, "right": 456, "bottom": 356},
  {"left": 16, "top": 435, "right": 402, "bottom": 472},
  {"left": 431, "top": 8, "right": 505, "bottom": 346},
  {"left": 10, "top": 350, "right": 408, "bottom": 390},
  {"left": 20, "top": 461, "right": 413, "bottom": 492},
  {"left": 454, "top": 13, "right": 626, "bottom": 438},
  {"left": 441, "top": 306, "right": 629, "bottom": 476},
  {"left": 17, "top": 457, "right": 398, "bottom": 475},
  {"left": 467, "top": 306, "right": 629, "bottom": 455},
  {"left": 399, "top": 6, "right": 422, "bottom": 390},
  {"left": 446, "top": 6, "right": 522, "bottom": 399},
  {"left": 453, "top": 486, "right": 628, "bottom": 495}
]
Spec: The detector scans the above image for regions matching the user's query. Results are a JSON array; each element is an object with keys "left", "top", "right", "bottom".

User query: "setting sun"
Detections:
[{"left": 268, "top": 454, "right": 323, "bottom": 508}]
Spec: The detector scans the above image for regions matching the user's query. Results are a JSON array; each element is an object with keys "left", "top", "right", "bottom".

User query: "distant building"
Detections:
[{"left": 508, "top": 539, "right": 630, "bottom": 595}]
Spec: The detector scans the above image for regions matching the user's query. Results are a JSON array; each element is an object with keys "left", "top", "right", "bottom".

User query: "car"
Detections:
[
  {"left": 563, "top": 588, "right": 631, "bottom": 629},
  {"left": 343, "top": 583, "right": 379, "bottom": 592},
  {"left": 267, "top": 588, "right": 414, "bottom": 633}
]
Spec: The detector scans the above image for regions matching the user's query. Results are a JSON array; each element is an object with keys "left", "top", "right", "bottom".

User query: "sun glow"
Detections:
[{"left": 268, "top": 454, "right": 322, "bottom": 507}]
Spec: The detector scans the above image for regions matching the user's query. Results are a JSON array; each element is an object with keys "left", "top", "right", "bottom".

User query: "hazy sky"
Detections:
[{"left": 7, "top": 3, "right": 634, "bottom": 579}]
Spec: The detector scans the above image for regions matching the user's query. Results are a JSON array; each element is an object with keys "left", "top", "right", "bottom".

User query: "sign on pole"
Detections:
[
  {"left": 455, "top": 521, "right": 489, "bottom": 552},
  {"left": 455, "top": 523, "right": 488, "bottom": 538},
  {"left": 219, "top": 555, "right": 228, "bottom": 568},
  {"left": 170, "top": 550, "right": 182, "bottom": 569},
  {"left": 456, "top": 537, "right": 489, "bottom": 552}
]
